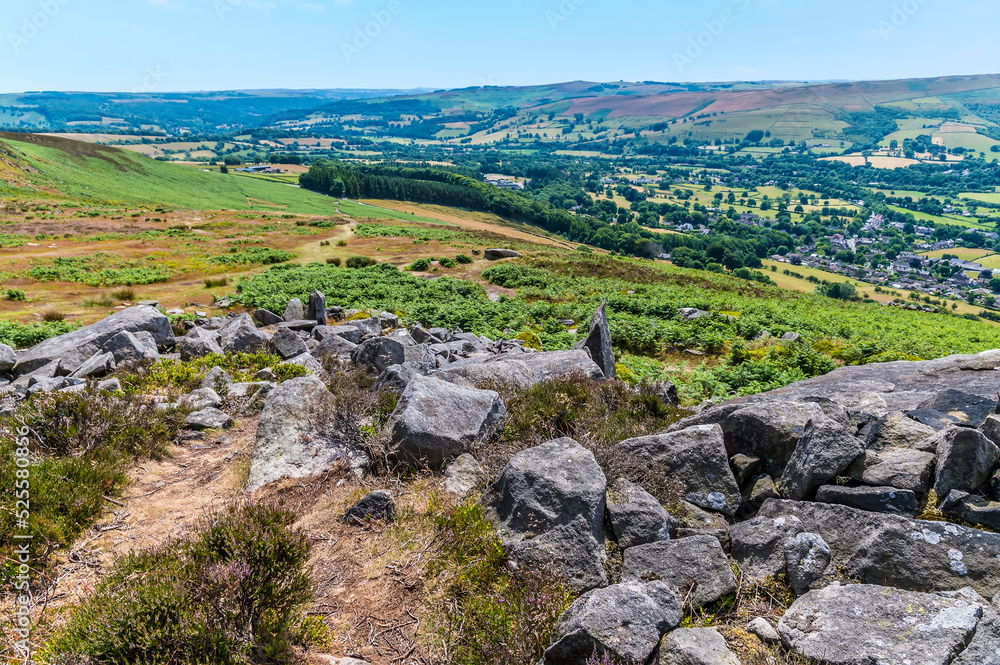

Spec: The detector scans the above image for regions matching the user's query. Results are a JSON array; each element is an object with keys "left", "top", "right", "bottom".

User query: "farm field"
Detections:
[{"left": 920, "top": 247, "right": 993, "bottom": 261}]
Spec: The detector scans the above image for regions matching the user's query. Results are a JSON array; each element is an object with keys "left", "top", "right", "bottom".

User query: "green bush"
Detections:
[
  {"left": 326, "top": 257, "right": 342, "bottom": 267},
  {"left": 456, "top": 254, "right": 473, "bottom": 264},
  {"left": 5, "top": 288, "right": 26, "bottom": 301},
  {"left": 0, "top": 320, "right": 79, "bottom": 348},
  {"left": 409, "top": 258, "right": 432, "bottom": 272},
  {"left": 120, "top": 352, "right": 308, "bottom": 395},
  {"left": 346, "top": 255, "right": 378, "bottom": 269},
  {"left": 46, "top": 501, "right": 320, "bottom": 664},
  {"left": 210, "top": 248, "right": 295, "bottom": 266},
  {"left": 439, "top": 257, "right": 457, "bottom": 269}
]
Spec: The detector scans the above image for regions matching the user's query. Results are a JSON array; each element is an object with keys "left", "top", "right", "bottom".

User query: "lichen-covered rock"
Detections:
[
  {"left": 572, "top": 301, "right": 615, "bottom": 380},
  {"left": 443, "top": 454, "right": 485, "bottom": 499},
  {"left": 542, "top": 581, "right": 683, "bottom": 665},
  {"left": 606, "top": 478, "right": 676, "bottom": 549},
  {"left": 657, "top": 627, "right": 741, "bottom": 665},
  {"left": 932, "top": 426, "right": 1000, "bottom": 497},
  {"left": 778, "top": 584, "right": 982, "bottom": 665},
  {"left": 620, "top": 425, "right": 741, "bottom": 516},
  {"left": 814, "top": 484, "right": 919, "bottom": 517},
  {"left": 218, "top": 314, "right": 270, "bottom": 354},
  {"left": 434, "top": 350, "right": 605, "bottom": 389},
  {"left": 847, "top": 447, "right": 936, "bottom": 495},
  {"left": 622, "top": 536, "right": 736, "bottom": 609},
  {"left": 388, "top": 375, "right": 505, "bottom": 467},
  {"left": 784, "top": 532, "right": 831, "bottom": 595},
  {"left": 507, "top": 515, "right": 608, "bottom": 593},
  {"left": 271, "top": 327, "right": 309, "bottom": 360},
  {"left": 778, "top": 419, "right": 864, "bottom": 500}
]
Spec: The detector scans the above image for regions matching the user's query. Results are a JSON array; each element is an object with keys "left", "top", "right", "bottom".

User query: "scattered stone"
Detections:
[
  {"left": 942, "top": 490, "right": 1000, "bottom": 531},
  {"left": 542, "top": 581, "right": 683, "bottom": 665},
  {"left": 97, "top": 377, "right": 122, "bottom": 392},
  {"left": 814, "top": 484, "right": 919, "bottom": 516},
  {"left": 784, "top": 532, "right": 831, "bottom": 595},
  {"left": 0, "top": 343, "right": 16, "bottom": 373},
  {"left": 179, "top": 388, "right": 222, "bottom": 411},
  {"left": 778, "top": 419, "right": 864, "bottom": 500},
  {"left": 507, "top": 515, "right": 608, "bottom": 593},
  {"left": 847, "top": 447, "right": 936, "bottom": 495},
  {"left": 620, "top": 425, "right": 741, "bottom": 515},
  {"left": 606, "top": 478, "right": 676, "bottom": 549},
  {"left": 657, "top": 627, "right": 741, "bottom": 665},
  {"left": 932, "top": 426, "right": 1000, "bottom": 497},
  {"left": 778, "top": 584, "right": 982, "bottom": 665},
  {"left": 622, "top": 536, "right": 737, "bottom": 609},
  {"left": 678, "top": 308, "right": 710, "bottom": 321},
  {"left": 388, "top": 375, "right": 506, "bottom": 467},
  {"left": 14, "top": 306, "right": 171, "bottom": 376},
  {"left": 245, "top": 376, "right": 357, "bottom": 491},
  {"left": 70, "top": 352, "right": 116, "bottom": 379},
  {"left": 283, "top": 298, "right": 304, "bottom": 322},
  {"left": 572, "top": 301, "right": 616, "bottom": 380},
  {"left": 253, "top": 309, "right": 283, "bottom": 326},
  {"left": 218, "top": 314, "right": 270, "bottom": 354},
  {"left": 271, "top": 327, "right": 309, "bottom": 360},
  {"left": 443, "top": 454, "right": 485, "bottom": 498},
  {"left": 435, "top": 349, "right": 606, "bottom": 388},
  {"left": 254, "top": 367, "right": 278, "bottom": 382},
  {"left": 747, "top": 617, "right": 780, "bottom": 643},
  {"left": 863, "top": 411, "right": 936, "bottom": 452},
  {"left": 280, "top": 353, "right": 325, "bottom": 375},
  {"left": 346, "top": 316, "right": 382, "bottom": 338},
  {"left": 200, "top": 366, "right": 232, "bottom": 391},
  {"left": 177, "top": 328, "right": 223, "bottom": 361},
  {"left": 484, "top": 248, "right": 522, "bottom": 260},
  {"left": 344, "top": 490, "right": 394, "bottom": 525},
  {"left": 185, "top": 407, "right": 233, "bottom": 431}
]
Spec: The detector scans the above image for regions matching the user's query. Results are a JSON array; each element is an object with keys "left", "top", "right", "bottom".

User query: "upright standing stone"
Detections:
[
  {"left": 307, "top": 291, "right": 328, "bottom": 326},
  {"left": 573, "top": 301, "right": 616, "bottom": 380}
]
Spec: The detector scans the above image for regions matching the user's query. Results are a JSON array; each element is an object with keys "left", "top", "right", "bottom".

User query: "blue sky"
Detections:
[{"left": 2, "top": 0, "right": 999, "bottom": 92}]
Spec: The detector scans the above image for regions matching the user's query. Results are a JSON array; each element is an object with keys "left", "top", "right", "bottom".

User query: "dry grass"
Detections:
[
  {"left": 204, "top": 276, "right": 230, "bottom": 288},
  {"left": 39, "top": 305, "right": 66, "bottom": 322}
]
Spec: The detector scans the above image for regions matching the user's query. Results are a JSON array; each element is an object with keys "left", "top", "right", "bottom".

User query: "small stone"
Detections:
[{"left": 748, "top": 617, "right": 780, "bottom": 643}]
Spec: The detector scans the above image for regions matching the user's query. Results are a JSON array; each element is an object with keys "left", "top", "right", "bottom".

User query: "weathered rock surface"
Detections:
[
  {"left": 542, "top": 581, "right": 683, "bottom": 665},
  {"left": 434, "top": 349, "right": 605, "bottom": 389},
  {"left": 778, "top": 584, "right": 982, "bottom": 665},
  {"left": 572, "top": 300, "right": 616, "bottom": 380},
  {"left": 219, "top": 314, "right": 270, "bottom": 354},
  {"left": 484, "top": 248, "right": 522, "bottom": 260},
  {"left": 657, "top": 627, "right": 741, "bottom": 665},
  {"left": 507, "top": 515, "right": 608, "bottom": 593},
  {"left": 606, "top": 478, "right": 676, "bottom": 549},
  {"left": 942, "top": 490, "right": 1000, "bottom": 531},
  {"left": 622, "top": 536, "right": 737, "bottom": 609},
  {"left": 185, "top": 407, "right": 233, "bottom": 430},
  {"left": 443, "top": 453, "right": 485, "bottom": 498},
  {"left": 177, "top": 328, "right": 223, "bottom": 361},
  {"left": 864, "top": 411, "right": 936, "bottom": 452},
  {"left": 847, "top": 447, "right": 936, "bottom": 494},
  {"left": 388, "top": 375, "right": 505, "bottom": 466},
  {"left": 784, "top": 532, "right": 831, "bottom": 595},
  {"left": 814, "top": 484, "right": 919, "bottom": 516},
  {"left": 778, "top": 419, "right": 864, "bottom": 501},
  {"left": 621, "top": 425, "right": 740, "bottom": 515},
  {"left": 0, "top": 343, "right": 16, "bottom": 373},
  {"left": 246, "top": 376, "right": 356, "bottom": 491},
  {"left": 253, "top": 309, "right": 283, "bottom": 326},
  {"left": 13, "top": 306, "right": 171, "bottom": 376},
  {"left": 932, "top": 426, "right": 1000, "bottom": 497},
  {"left": 732, "top": 499, "right": 1000, "bottom": 597},
  {"left": 69, "top": 352, "right": 116, "bottom": 379},
  {"left": 282, "top": 298, "right": 304, "bottom": 322},
  {"left": 344, "top": 490, "right": 394, "bottom": 524},
  {"left": 271, "top": 327, "right": 309, "bottom": 360}
]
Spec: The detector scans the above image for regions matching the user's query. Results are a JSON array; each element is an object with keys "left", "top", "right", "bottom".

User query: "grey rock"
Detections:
[
  {"left": 185, "top": 408, "right": 233, "bottom": 431},
  {"left": 781, "top": 332, "right": 801, "bottom": 342},
  {"left": 864, "top": 411, "right": 936, "bottom": 452},
  {"left": 344, "top": 490, "right": 394, "bottom": 524},
  {"left": 13, "top": 359, "right": 61, "bottom": 388},
  {"left": 315, "top": 325, "right": 361, "bottom": 344},
  {"left": 542, "top": 581, "right": 683, "bottom": 665},
  {"left": 942, "top": 490, "right": 1000, "bottom": 531},
  {"left": 657, "top": 627, "right": 741, "bottom": 665},
  {"left": 351, "top": 337, "right": 432, "bottom": 374},
  {"left": 388, "top": 375, "right": 506, "bottom": 467},
  {"left": 443, "top": 454, "right": 485, "bottom": 499},
  {"left": 606, "top": 478, "right": 676, "bottom": 549},
  {"left": 253, "top": 309, "right": 283, "bottom": 326},
  {"left": 97, "top": 377, "right": 121, "bottom": 392},
  {"left": 732, "top": 499, "right": 1000, "bottom": 598},
  {"left": 0, "top": 343, "right": 16, "bottom": 373},
  {"left": 218, "top": 314, "right": 270, "bottom": 354},
  {"left": 245, "top": 376, "right": 356, "bottom": 491},
  {"left": 744, "top": 475, "right": 780, "bottom": 513},
  {"left": 179, "top": 388, "right": 222, "bottom": 411},
  {"left": 69, "top": 352, "right": 116, "bottom": 379},
  {"left": 345, "top": 316, "right": 382, "bottom": 338},
  {"left": 982, "top": 414, "right": 1000, "bottom": 447},
  {"left": 102, "top": 330, "right": 160, "bottom": 364},
  {"left": 312, "top": 334, "right": 357, "bottom": 360},
  {"left": 847, "top": 447, "right": 936, "bottom": 495},
  {"left": 484, "top": 248, "right": 522, "bottom": 260},
  {"left": 282, "top": 298, "right": 303, "bottom": 322},
  {"left": 373, "top": 364, "right": 421, "bottom": 393},
  {"left": 490, "top": 437, "right": 607, "bottom": 542},
  {"left": 307, "top": 291, "right": 328, "bottom": 326},
  {"left": 778, "top": 419, "right": 864, "bottom": 500},
  {"left": 276, "top": 319, "right": 318, "bottom": 332},
  {"left": 200, "top": 366, "right": 232, "bottom": 392},
  {"left": 678, "top": 308, "right": 710, "bottom": 321},
  {"left": 409, "top": 325, "right": 441, "bottom": 344},
  {"left": 28, "top": 376, "right": 74, "bottom": 394},
  {"left": 730, "top": 454, "right": 761, "bottom": 487},
  {"left": 622, "top": 536, "right": 737, "bottom": 609},
  {"left": 784, "top": 532, "right": 832, "bottom": 595},
  {"left": 507, "top": 516, "right": 608, "bottom": 593},
  {"left": 435, "top": 349, "right": 606, "bottom": 388},
  {"left": 952, "top": 604, "right": 1000, "bottom": 665},
  {"left": 814, "top": 484, "right": 919, "bottom": 517},
  {"left": 13, "top": 306, "right": 171, "bottom": 376},
  {"left": 377, "top": 311, "right": 399, "bottom": 329},
  {"left": 271, "top": 327, "right": 309, "bottom": 360},
  {"left": 778, "top": 584, "right": 982, "bottom": 665},
  {"left": 910, "top": 388, "right": 998, "bottom": 429},
  {"left": 176, "top": 328, "right": 223, "bottom": 361},
  {"left": 620, "top": 424, "right": 741, "bottom": 516},
  {"left": 747, "top": 617, "right": 780, "bottom": 643},
  {"left": 572, "top": 301, "right": 615, "bottom": 380},
  {"left": 933, "top": 426, "right": 1000, "bottom": 497},
  {"left": 280, "top": 353, "right": 325, "bottom": 375}
]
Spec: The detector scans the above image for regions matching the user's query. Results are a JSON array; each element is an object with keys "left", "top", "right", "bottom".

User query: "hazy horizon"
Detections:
[{"left": 2, "top": 1, "right": 1000, "bottom": 93}]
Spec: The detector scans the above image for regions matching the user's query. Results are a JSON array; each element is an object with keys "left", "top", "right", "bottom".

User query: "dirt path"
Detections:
[{"left": 360, "top": 200, "right": 579, "bottom": 250}]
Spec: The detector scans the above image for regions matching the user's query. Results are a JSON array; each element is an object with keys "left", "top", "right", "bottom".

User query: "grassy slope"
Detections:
[{"left": 0, "top": 134, "right": 428, "bottom": 222}]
